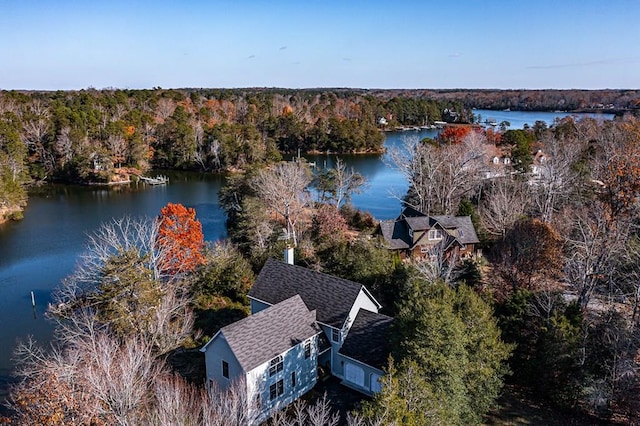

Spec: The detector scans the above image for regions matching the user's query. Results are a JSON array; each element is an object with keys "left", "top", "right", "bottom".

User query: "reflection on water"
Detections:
[{"left": 0, "top": 173, "right": 227, "bottom": 384}]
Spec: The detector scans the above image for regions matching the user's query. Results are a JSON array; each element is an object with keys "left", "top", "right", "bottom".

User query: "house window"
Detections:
[
  {"left": 291, "top": 371, "right": 296, "bottom": 388},
  {"left": 270, "top": 379, "right": 284, "bottom": 400},
  {"left": 408, "top": 228, "right": 414, "bottom": 238},
  {"left": 269, "top": 355, "right": 283, "bottom": 377},
  {"left": 458, "top": 229, "right": 464, "bottom": 238},
  {"left": 428, "top": 229, "right": 443, "bottom": 240},
  {"left": 331, "top": 329, "right": 340, "bottom": 343},
  {"left": 222, "top": 360, "right": 229, "bottom": 379},
  {"left": 304, "top": 341, "right": 311, "bottom": 359}
]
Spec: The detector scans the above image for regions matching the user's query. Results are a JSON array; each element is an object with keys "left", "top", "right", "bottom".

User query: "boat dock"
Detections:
[{"left": 139, "top": 175, "right": 169, "bottom": 185}]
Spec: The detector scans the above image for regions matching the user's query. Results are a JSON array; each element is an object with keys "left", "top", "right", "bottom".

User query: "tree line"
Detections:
[
  {"left": 368, "top": 88, "right": 640, "bottom": 112},
  {"left": 0, "top": 88, "right": 469, "bottom": 221}
]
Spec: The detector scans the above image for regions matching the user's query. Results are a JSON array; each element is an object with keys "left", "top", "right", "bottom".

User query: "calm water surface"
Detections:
[
  {"left": 0, "top": 173, "right": 226, "bottom": 392},
  {"left": 0, "top": 110, "right": 615, "bottom": 394},
  {"left": 473, "top": 109, "right": 614, "bottom": 129}
]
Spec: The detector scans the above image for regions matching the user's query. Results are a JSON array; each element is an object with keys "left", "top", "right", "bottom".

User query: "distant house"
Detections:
[
  {"left": 378, "top": 206, "right": 480, "bottom": 259},
  {"left": 531, "top": 149, "right": 547, "bottom": 178},
  {"left": 201, "top": 258, "right": 394, "bottom": 424}
]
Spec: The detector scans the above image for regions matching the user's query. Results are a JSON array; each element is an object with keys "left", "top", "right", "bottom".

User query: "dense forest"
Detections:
[
  {"left": 368, "top": 88, "right": 640, "bottom": 112},
  {"left": 0, "top": 88, "right": 472, "bottom": 221},
  {"left": 2, "top": 87, "right": 639, "bottom": 222}
]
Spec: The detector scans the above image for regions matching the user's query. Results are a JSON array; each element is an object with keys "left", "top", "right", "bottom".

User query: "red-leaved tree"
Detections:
[{"left": 157, "top": 203, "right": 205, "bottom": 274}]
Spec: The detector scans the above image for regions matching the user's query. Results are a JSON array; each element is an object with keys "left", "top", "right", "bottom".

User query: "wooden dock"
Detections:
[{"left": 140, "top": 175, "right": 169, "bottom": 185}]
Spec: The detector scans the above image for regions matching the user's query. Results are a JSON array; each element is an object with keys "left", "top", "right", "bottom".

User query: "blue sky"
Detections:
[{"left": 1, "top": 0, "right": 638, "bottom": 90}]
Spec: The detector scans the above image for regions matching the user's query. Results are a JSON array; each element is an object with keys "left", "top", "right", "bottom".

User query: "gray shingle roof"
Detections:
[
  {"left": 379, "top": 220, "right": 410, "bottom": 249},
  {"left": 248, "top": 259, "right": 373, "bottom": 329},
  {"left": 404, "top": 216, "right": 435, "bottom": 230},
  {"left": 220, "top": 294, "right": 320, "bottom": 371},
  {"left": 339, "top": 309, "right": 394, "bottom": 371},
  {"left": 379, "top": 207, "right": 480, "bottom": 249},
  {"left": 432, "top": 215, "right": 480, "bottom": 244}
]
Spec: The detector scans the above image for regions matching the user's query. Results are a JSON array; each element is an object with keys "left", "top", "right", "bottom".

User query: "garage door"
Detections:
[
  {"left": 344, "top": 363, "right": 365, "bottom": 388},
  {"left": 370, "top": 373, "right": 382, "bottom": 393}
]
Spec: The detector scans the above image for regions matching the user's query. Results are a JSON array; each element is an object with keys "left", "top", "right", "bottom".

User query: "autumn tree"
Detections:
[
  {"left": 492, "top": 218, "right": 563, "bottom": 294},
  {"left": 591, "top": 117, "right": 640, "bottom": 218},
  {"left": 158, "top": 202, "right": 206, "bottom": 275},
  {"left": 311, "top": 203, "right": 349, "bottom": 244},
  {"left": 438, "top": 125, "right": 472, "bottom": 144}
]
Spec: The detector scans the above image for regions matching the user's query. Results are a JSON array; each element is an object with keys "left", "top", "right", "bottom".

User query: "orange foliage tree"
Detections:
[
  {"left": 157, "top": 203, "right": 205, "bottom": 274},
  {"left": 438, "top": 125, "right": 473, "bottom": 144}
]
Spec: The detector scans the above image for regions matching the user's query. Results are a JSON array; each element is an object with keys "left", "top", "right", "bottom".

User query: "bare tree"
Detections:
[
  {"left": 414, "top": 243, "right": 461, "bottom": 286},
  {"left": 616, "top": 236, "right": 640, "bottom": 325},
  {"left": 480, "top": 177, "right": 529, "bottom": 239},
  {"left": 251, "top": 162, "right": 312, "bottom": 246},
  {"left": 83, "top": 335, "right": 162, "bottom": 426},
  {"left": 55, "top": 126, "right": 74, "bottom": 168},
  {"left": 203, "top": 377, "right": 259, "bottom": 426},
  {"left": 388, "top": 136, "right": 441, "bottom": 215},
  {"left": 307, "top": 393, "right": 340, "bottom": 426},
  {"left": 156, "top": 98, "right": 176, "bottom": 121},
  {"left": 22, "top": 100, "right": 54, "bottom": 174},
  {"left": 106, "top": 134, "right": 127, "bottom": 168},
  {"left": 331, "top": 157, "right": 366, "bottom": 209},
  {"left": 150, "top": 374, "right": 202, "bottom": 426},
  {"left": 533, "top": 133, "right": 582, "bottom": 223},
  {"left": 564, "top": 201, "right": 630, "bottom": 310},
  {"left": 49, "top": 216, "right": 194, "bottom": 352},
  {"left": 269, "top": 393, "right": 339, "bottom": 426},
  {"left": 389, "top": 134, "right": 487, "bottom": 215}
]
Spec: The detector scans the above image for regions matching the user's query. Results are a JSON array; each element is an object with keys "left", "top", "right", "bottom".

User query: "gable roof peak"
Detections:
[
  {"left": 248, "top": 258, "right": 380, "bottom": 328},
  {"left": 212, "top": 294, "right": 319, "bottom": 371}
]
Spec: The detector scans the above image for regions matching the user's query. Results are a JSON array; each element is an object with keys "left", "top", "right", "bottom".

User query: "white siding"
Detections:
[
  {"left": 345, "top": 289, "right": 379, "bottom": 335},
  {"left": 335, "top": 353, "right": 385, "bottom": 396},
  {"left": 202, "top": 333, "right": 243, "bottom": 391},
  {"left": 246, "top": 336, "right": 320, "bottom": 425}
]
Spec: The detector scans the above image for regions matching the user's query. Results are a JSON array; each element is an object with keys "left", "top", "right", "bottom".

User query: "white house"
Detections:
[
  {"left": 201, "top": 294, "right": 322, "bottom": 424},
  {"left": 202, "top": 258, "right": 395, "bottom": 423}
]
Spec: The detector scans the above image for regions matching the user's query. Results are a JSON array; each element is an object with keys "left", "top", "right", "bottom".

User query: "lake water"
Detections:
[
  {"left": 0, "top": 109, "right": 614, "bottom": 396},
  {"left": 473, "top": 109, "right": 614, "bottom": 129}
]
